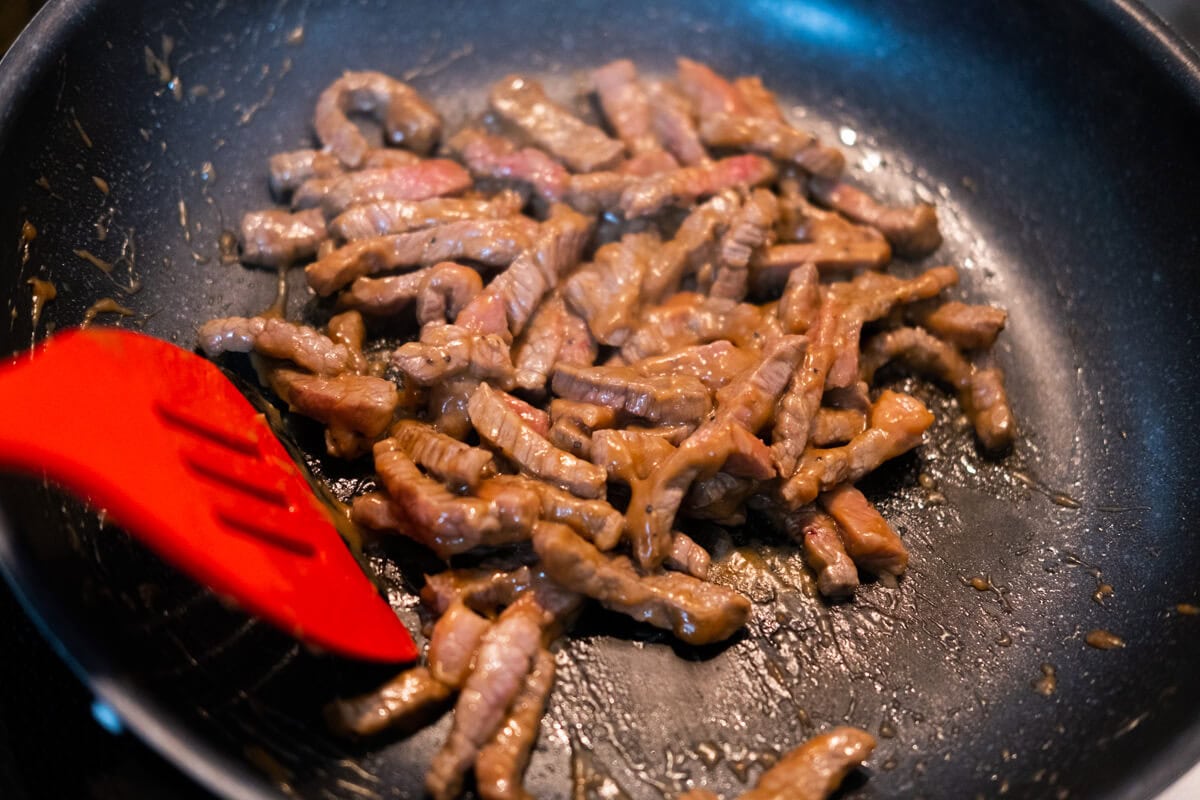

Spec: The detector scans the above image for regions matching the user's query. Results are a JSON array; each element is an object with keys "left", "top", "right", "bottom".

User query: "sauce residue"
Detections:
[
  {"left": 92, "top": 176, "right": 111, "bottom": 195},
  {"left": 27, "top": 277, "right": 56, "bottom": 336},
  {"left": 82, "top": 298, "right": 135, "bottom": 327},
  {"left": 74, "top": 248, "right": 113, "bottom": 273},
  {"left": 1085, "top": 629, "right": 1125, "bottom": 650},
  {"left": 1032, "top": 663, "right": 1057, "bottom": 696},
  {"left": 19, "top": 220, "right": 37, "bottom": 266},
  {"left": 1177, "top": 603, "right": 1200, "bottom": 616},
  {"left": 70, "top": 108, "right": 93, "bottom": 148},
  {"left": 1092, "top": 583, "right": 1114, "bottom": 605},
  {"left": 219, "top": 230, "right": 240, "bottom": 263}
]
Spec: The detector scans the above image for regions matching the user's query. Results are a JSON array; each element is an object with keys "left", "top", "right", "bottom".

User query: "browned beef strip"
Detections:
[
  {"left": 739, "top": 727, "right": 876, "bottom": 800},
  {"left": 426, "top": 599, "right": 544, "bottom": 800},
  {"left": 699, "top": 113, "right": 845, "bottom": 179},
  {"left": 683, "top": 471, "right": 758, "bottom": 526},
  {"left": 391, "top": 324, "right": 515, "bottom": 388},
  {"left": 325, "top": 666, "right": 453, "bottom": 738},
  {"left": 487, "top": 474, "right": 624, "bottom": 551},
  {"left": 489, "top": 75, "right": 625, "bottom": 173},
  {"left": 860, "top": 325, "right": 1015, "bottom": 450},
  {"left": 197, "top": 316, "right": 361, "bottom": 376},
  {"left": 642, "top": 191, "right": 741, "bottom": 303},
  {"left": 456, "top": 204, "right": 593, "bottom": 338},
  {"left": 818, "top": 485, "right": 908, "bottom": 577},
  {"left": 809, "top": 177, "right": 942, "bottom": 257},
  {"left": 447, "top": 129, "right": 569, "bottom": 204},
  {"left": 619, "top": 154, "right": 777, "bottom": 218},
  {"left": 810, "top": 407, "right": 867, "bottom": 446},
  {"left": 428, "top": 376, "right": 478, "bottom": 439},
  {"left": 427, "top": 601, "right": 493, "bottom": 688},
  {"left": 633, "top": 340, "right": 758, "bottom": 392},
  {"left": 266, "top": 368, "right": 398, "bottom": 444},
  {"left": 591, "top": 59, "right": 661, "bottom": 156},
  {"left": 778, "top": 262, "right": 821, "bottom": 334},
  {"left": 417, "top": 262, "right": 485, "bottom": 327},
  {"left": 496, "top": 390, "right": 552, "bottom": 436},
  {"left": 784, "top": 507, "right": 859, "bottom": 597},
  {"left": 546, "top": 400, "right": 618, "bottom": 460},
  {"left": 733, "top": 75, "right": 787, "bottom": 122},
  {"left": 750, "top": 239, "right": 891, "bottom": 289},
  {"left": 315, "top": 71, "right": 442, "bottom": 166},
  {"left": 349, "top": 490, "right": 406, "bottom": 531},
  {"left": 621, "top": 293, "right": 778, "bottom": 361},
  {"left": 562, "top": 232, "right": 659, "bottom": 346},
  {"left": 294, "top": 160, "right": 473, "bottom": 215},
  {"left": 388, "top": 419, "right": 497, "bottom": 490},
  {"left": 551, "top": 363, "right": 712, "bottom": 426},
  {"left": 617, "top": 149, "right": 681, "bottom": 176},
  {"left": 268, "top": 147, "right": 421, "bottom": 196},
  {"left": 676, "top": 57, "right": 751, "bottom": 119},
  {"left": 373, "top": 442, "right": 538, "bottom": 557},
  {"left": 644, "top": 79, "right": 709, "bottom": 167},
  {"left": 327, "top": 309, "right": 367, "bottom": 355},
  {"left": 562, "top": 170, "right": 637, "bottom": 215},
  {"left": 239, "top": 208, "right": 327, "bottom": 267},
  {"left": 513, "top": 294, "right": 597, "bottom": 391},
  {"left": 533, "top": 521, "right": 750, "bottom": 645},
  {"left": 330, "top": 191, "right": 525, "bottom": 240},
  {"left": 421, "top": 566, "right": 537, "bottom": 616},
  {"left": 590, "top": 428, "right": 678, "bottom": 486},
  {"left": 469, "top": 382, "right": 607, "bottom": 499},
  {"left": 474, "top": 648, "right": 556, "bottom": 800},
  {"left": 306, "top": 219, "right": 534, "bottom": 297},
  {"left": 781, "top": 389, "right": 935, "bottom": 507},
  {"left": 910, "top": 300, "right": 1008, "bottom": 350},
  {"left": 712, "top": 188, "right": 779, "bottom": 301},
  {"left": 665, "top": 530, "right": 712, "bottom": 579},
  {"left": 339, "top": 269, "right": 430, "bottom": 316}
]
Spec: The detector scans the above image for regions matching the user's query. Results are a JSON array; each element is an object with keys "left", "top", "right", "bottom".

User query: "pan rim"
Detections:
[{"left": 0, "top": 1, "right": 1198, "bottom": 799}]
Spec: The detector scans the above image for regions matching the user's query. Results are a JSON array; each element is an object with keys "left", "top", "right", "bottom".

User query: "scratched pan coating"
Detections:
[{"left": 0, "top": 1, "right": 1199, "bottom": 798}]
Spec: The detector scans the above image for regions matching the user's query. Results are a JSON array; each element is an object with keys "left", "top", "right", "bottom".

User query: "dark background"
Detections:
[{"left": 0, "top": 2, "right": 1197, "bottom": 799}]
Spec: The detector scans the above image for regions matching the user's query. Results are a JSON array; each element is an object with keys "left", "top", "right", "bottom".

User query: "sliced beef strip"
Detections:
[
  {"left": 474, "top": 648, "right": 556, "bottom": 800},
  {"left": 468, "top": 382, "right": 607, "bottom": 499},
  {"left": 315, "top": 71, "right": 442, "bottom": 166},
  {"left": 421, "top": 566, "right": 533, "bottom": 617},
  {"left": 781, "top": 389, "right": 935, "bottom": 507},
  {"left": 294, "top": 160, "right": 473, "bottom": 215},
  {"left": 676, "top": 57, "right": 752, "bottom": 118},
  {"left": 619, "top": 154, "right": 777, "bottom": 218},
  {"left": 428, "top": 375, "right": 479, "bottom": 439},
  {"left": 494, "top": 390, "right": 552, "bottom": 436},
  {"left": 784, "top": 507, "right": 859, "bottom": 597},
  {"left": 324, "top": 666, "right": 453, "bottom": 738},
  {"left": 682, "top": 471, "right": 758, "bottom": 526},
  {"left": 591, "top": 59, "right": 661, "bottom": 156},
  {"left": 809, "top": 177, "right": 942, "bottom": 258},
  {"left": 391, "top": 324, "right": 516, "bottom": 388},
  {"left": 778, "top": 261, "right": 821, "bottom": 334},
  {"left": 562, "top": 231, "right": 659, "bottom": 346},
  {"left": 618, "top": 150, "right": 680, "bottom": 176},
  {"left": 267, "top": 147, "right": 421, "bottom": 196},
  {"left": 489, "top": 75, "right": 625, "bottom": 173},
  {"left": 590, "top": 428, "right": 677, "bottom": 485},
  {"left": 417, "top": 262, "right": 485, "bottom": 327},
  {"left": 711, "top": 188, "right": 779, "bottom": 301},
  {"left": 739, "top": 726, "right": 877, "bottom": 800},
  {"left": 197, "top": 316, "right": 361, "bottom": 376},
  {"left": 909, "top": 300, "right": 1008, "bottom": 350},
  {"left": 546, "top": 400, "right": 618, "bottom": 460},
  {"left": 665, "top": 530, "right": 712, "bottom": 579},
  {"left": 512, "top": 294, "right": 598, "bottom": 391},
  {"left": 621, "top": 293, "right": 778, "bottom": 361},
  {"left": 633, "top": 340, "right": 758, "bottom": 392},
  {"left": 562, "top": 170, "right": 637, "bottom": 215},
  {"left": 551, "top": 363, "right": 713, "bottom": 426},
  {"left": 266, "top": 368, "right": 398, "bottom": 457},
  {"left": 733, "top": 75, "right": 787, "bottom": 122},
  {"left": 818, "top": 484, "right": 908, "bottom": 577},
  {"left": 425, "top": 598, "right": 544, "bottom": 800},
  {"left": 427, "top": 600, "right": 493, "bottom": 688},
  {"left": 699, "top": 113, "right": 845, "bottom": 179},
  {"left": 750, "top": 239, "right": 892, "bottom": 288},
  {"left": 447, "top": 128, "right": 569, "bottom": 204},
  {"left": 644, "top": 79, "right": 709, "bottom": 166},
  {"left": 349, "top": 490, "right": 406, "bottom": 532},
  {"left": 810, "top": 407, "right": 867, "bottom": 446},
  {"left": 486, "top": 474, "right": 624, "bottom": 551},
  {"left": 533, "top": 521, "right": 751, "bottom": 645},
  {"left": 339, "top": 268, "right": 430, "bottom": 316},
  {"left": 388, "top": 419, "right": 497, "bottom": 490},
  {"left": 372, "top": 442, "right": 539, "bottom": 558},
  {"left": 641, "top": 190, "right": 741, "bottom": 303},
  {"left": 306, "top": 218, "right": 534, "bottom": 297},
  {"left": 327, "top": 309, "right": 367, "bottom": 355},
  {"left": 239, "top": 208, "right": 327, "bottom": 267},
  {"left": 860, "top": 325, "right": 1015, "bottom": 451},
  {"left": 330, "top": 191, "right": 525, "bottom": 240}
]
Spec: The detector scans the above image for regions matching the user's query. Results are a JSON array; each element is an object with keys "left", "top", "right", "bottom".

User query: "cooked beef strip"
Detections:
[
  {"left": 428, "top": 376, "right": 478, "bottom": 439},
  {"left": 818, "top": 484, "right": 908, "bottom": 577},
  {"left": 739, "top": 726, "right": 876, "bottom": 800},
  {"left": 633, "top": 340, "right": 758, "bottom": 392},
  {"left": 683, "top": 471, "right": 758, "bottom": 526},
  {"left": 428, "top": 600, "right": 493, "bottom": 688},
  {"left": 327, "top": 309, "right": 367, "bottom": 355},
  {"left": 197, "top": 316, "right": 361, "bottom": 376},
  {"left": 447, "top": 129, "right": 569, "bottom": 204},
  {"left": 315, "top": 71, "right": 442, "bottom": 166},
  {"left": 474, "top": 648, "right": 556, "bottom": 800},
  {"left": 778, "top": 261, "right": 821, "bottom": 334},
  {"left": 325, "top": 666, "right": 453, "bottom": 738},
  {"left": 809, "top": 177, "right": 942, "bottom": 258},
  {"left": 488, "top": 474, "right": 624, "bottom": 551},
  {"left": 810, "top": 407, "right": 867, "bottom": 446},
  {"left": 534, "top": 521, "right": 750, "bottom": 645},
  {"left": 339, "top": 269, "right": 430, "bottom": 316},
  {"left": 551, "top": 363, "right": 712, "bottom": 426},
  {"left": 644, "top": 79, "right": 710, "bottom": 167},
  {"left": 676, "top": 57, "right": 752, "bottom": 119},
  {"left": 562, "top": 170, "right": 637, "bottom": 215},
  {"left": 349, "top": 490, "right": 406, "bottom": 531},
  {"left": 306, "top": 219, "right": 534, "bottom": 297},
  {"left": 618, "top": 150, "right": 680, "bottom": 176},
  {"left": 373, "top": 442, "right": 538, "bottom": 557},
  {"left": 456, "top": 204, "right": 593, "bottom": 338},
  {"left": 513, "top": 294, "right": 598, "bottom": 391},
  {"left": 621, "top": 293, "right": 778, "bottom": 361},
  {"left": 426, "top": 598, "right": 544, "bottom": 800},
  {"left": 784, "top": 507, "right": 859, "bottom": 597},
  {"left": 266, "top": 368, "right": 398, "bottom": 453},
  {"left": 388, "top": 419, "right": 497, "bottom": 490},
  {"left": 392, "top": 324, "right": 516, "bottom": 388},
  {"left": 860, "top": 325, "right": 1015, "bottom": 450},
  {"left": 619, "top": 154, "right": 777, "bottom": 218},
  {"left": 750, "top": 240, "right": 891, "bottom": 288},
  {"left": 268, "top": 147, "right": 421, "bottom": 196},
  {"left": 417, "top": 262, "right": 485, "bottom": 327},
  {"left": 546, "top": 400, "right": 618, "bottom": 460},
  {"left": 699, "top": 113, "right": 845, "bottom": 179},
  {"left": 781, "top": 389, "right": 935, "bottom": 507},
  {"left": 910, "top": 300, "right": 1008, "bottom": 350},
  {"left": 733, "top": 75, "right": 787, "bottom": 122},
  {"left": 665, "top": 530, "right": 712, "bottom": 579},
  {"left": 489, "top": 75, "right": 625, "bottom": 173},
  {"left": 495, "top": 390, "right": 552, "bottom": 436},
  {"left": 294, "top": 160, "right": 473, "bottom": 214},
  {"left": 712, "top": 188, "right": 779, "bottom": 300},
  {"left": 591, "top": 59, "right": 661, "bottom": 156},
  {"left": 590, "top": 428, "right": 678, "bottom": 485},
  {"left": 562, "top": 231, "right": 659, "bottom": 346},
  {"left": 239, "top": 208, "right": 327, "bottom": 267},
  {"left": 641, "top": 190, "right": 741, "bottom": 303},
  {"left": 421, "top": 566, "right": 537, "bottom": 616},
  {"left": 330, "top": 191, "right": 525, "bottom": 240},
  {"left": 677, "top": 791, "right": 719, "bottom": 800}
]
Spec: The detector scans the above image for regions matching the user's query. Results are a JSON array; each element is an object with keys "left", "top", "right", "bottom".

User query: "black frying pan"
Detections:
[{"left": 1, "top": 1, "right": 1199, "bottom": 798}]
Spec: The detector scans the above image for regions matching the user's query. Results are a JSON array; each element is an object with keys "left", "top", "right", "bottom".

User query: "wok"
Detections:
[{"left": 1, "top": 0, "right": 1199, "bottom": 798}]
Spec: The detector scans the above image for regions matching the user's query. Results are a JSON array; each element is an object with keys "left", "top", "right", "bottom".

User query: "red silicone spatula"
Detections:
[{"left": 0, "top": 327, "right": 417, "bottom": 663}]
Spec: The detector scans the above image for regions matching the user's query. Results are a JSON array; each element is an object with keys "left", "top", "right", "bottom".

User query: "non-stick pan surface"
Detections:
[{"left": 1, "top": 1, "right": 1199, "bottom": 798}]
